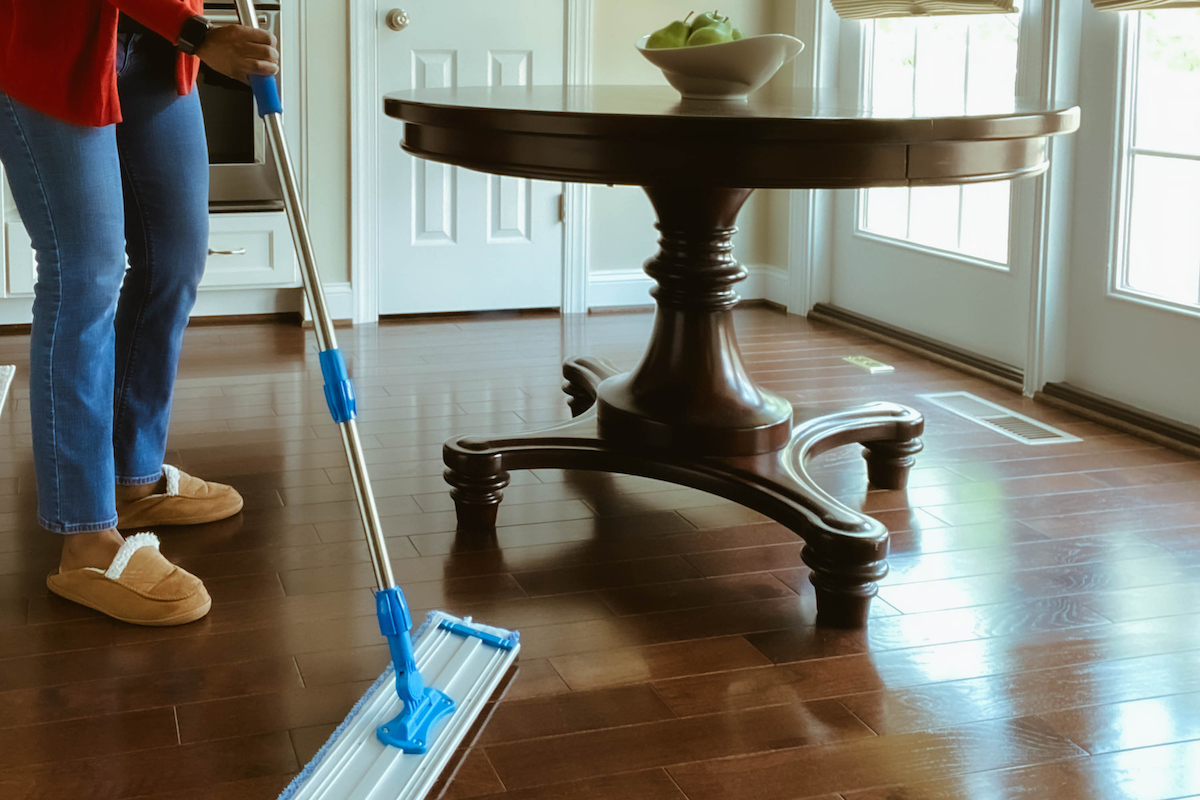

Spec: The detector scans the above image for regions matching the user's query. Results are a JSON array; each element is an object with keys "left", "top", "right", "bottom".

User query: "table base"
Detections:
[
  {"left": 445, "top": 357, "right": 923, "bottom": 629},
  {"left": 442, "top": 185, "right": 923, "bottom": 629}
]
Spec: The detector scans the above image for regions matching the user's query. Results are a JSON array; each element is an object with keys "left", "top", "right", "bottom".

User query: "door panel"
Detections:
[
  {"left": 830, "top": 13, "right": 1034, "bottom": 368},
  {"left": 376, "top": 1, "right": 566, "bottom": 315},
  {"left": 1065, "top": 6, "right": 1200, "bottom": 426}
]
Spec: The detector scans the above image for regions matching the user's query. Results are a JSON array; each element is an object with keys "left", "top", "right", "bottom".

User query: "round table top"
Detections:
[{"left": 383, "top": 85, "right": 1080, "bottom": 190}]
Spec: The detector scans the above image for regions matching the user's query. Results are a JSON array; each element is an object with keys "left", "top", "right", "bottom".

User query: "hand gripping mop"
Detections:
[{"left": 232, "top": 3, "right": 520, "bottom": 798}]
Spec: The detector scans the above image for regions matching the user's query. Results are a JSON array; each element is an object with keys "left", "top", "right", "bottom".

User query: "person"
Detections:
[{"left": 0, "top": 1, "right": 280, "bottom": 626}]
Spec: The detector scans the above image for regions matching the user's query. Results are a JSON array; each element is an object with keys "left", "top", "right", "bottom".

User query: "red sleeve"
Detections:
[{"left": 107, "top": 0, "right": 197, "bottom": 44}]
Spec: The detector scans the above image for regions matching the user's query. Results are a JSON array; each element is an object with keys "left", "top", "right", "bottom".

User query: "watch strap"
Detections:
[{"left": 176, "top": 15, "right": 212, "bottom": 56}]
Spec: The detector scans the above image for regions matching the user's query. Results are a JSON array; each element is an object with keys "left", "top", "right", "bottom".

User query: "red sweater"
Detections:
[{"left": 0, "top": 0, "right": 203, "bottom": 127}]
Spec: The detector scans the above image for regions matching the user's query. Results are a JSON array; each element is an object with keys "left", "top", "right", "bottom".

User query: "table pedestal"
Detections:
[{"left": 443, "top": 187, "right": 924, "bottom": 628}]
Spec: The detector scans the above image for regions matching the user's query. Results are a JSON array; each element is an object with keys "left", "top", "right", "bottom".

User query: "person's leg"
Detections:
[
  {"left": 0, "top": 95, "right": 125, "bottom": 543},
  {"left": 0, "top": 42, "right": 211, "bottom": 626},
  {"left": 108, "top": 32, "right": 243, "bottom": 529},
  {"left": 111, "top": 32, "right": 210, "bottom": 487}
]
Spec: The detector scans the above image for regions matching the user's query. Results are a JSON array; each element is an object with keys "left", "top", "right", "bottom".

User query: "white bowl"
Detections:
[{"left": 636, "top": 33, "right": 805, "bottom": 101}]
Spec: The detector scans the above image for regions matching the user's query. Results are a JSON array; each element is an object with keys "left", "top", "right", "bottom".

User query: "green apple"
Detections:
[
  {"left": 689, "top": 10, "right": 728, "bottom": 35},
  {"left": 646, "top": 12, "right": 694, "bottom": 49},
  {"left": 687, "top": 20, "right": 734, "bottom": 46},
  {"left": 731, "top": 27, "right": 745, "bottom": 40}
]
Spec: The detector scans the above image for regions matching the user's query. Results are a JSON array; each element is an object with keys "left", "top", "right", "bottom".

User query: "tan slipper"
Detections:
[
  {"left": 117, "top": 465, "right": 243, "bottom": 529},
  {"left": 47, "top": 533, "right": 211, "bottom": 626}
]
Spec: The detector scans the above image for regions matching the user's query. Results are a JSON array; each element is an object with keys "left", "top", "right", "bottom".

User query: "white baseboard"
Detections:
[
  {"left": 588, "top": 265, "right": 789, "bottom": 309},
  {"left": 0, "top": 299, "right": 32, "bottom": 327},
  {"left": 0, "top": 288, "right": 313, "bottom": 326},
  {"left": 189, "top": 288, "right": 303, "bottom": 318},
  {"left": 299, "top": 282, "right": 355, "bottom": 323},
  {"left": 190, "top": 282, "right": 352, "bottom": 321}
]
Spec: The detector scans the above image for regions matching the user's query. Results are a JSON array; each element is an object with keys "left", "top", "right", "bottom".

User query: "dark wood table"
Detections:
[{"left": 383, "top": 86, "right": 1079, "bottom": 628}]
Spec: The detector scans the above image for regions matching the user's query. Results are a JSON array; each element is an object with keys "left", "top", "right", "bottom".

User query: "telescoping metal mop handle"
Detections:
[
  {"left": 230, "top": 0, "right": 395, "bottom": 596},
  {"left": 233, "top": 2, "right": 452, "bottom": 749}
]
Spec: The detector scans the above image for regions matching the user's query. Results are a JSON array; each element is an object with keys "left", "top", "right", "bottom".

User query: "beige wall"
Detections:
[
  {"left": 303, "top": 0, "right": 352, "bottom": 284},
  {"left": 313, "top": 1, "right": 796, "bottom": 290},
  {"left": 590, "top": 0, "right": 793, "bottom": 276}
]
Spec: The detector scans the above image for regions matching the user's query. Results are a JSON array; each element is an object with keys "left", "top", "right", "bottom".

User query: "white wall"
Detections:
[
  {"left": 303, "top": 0, "right": 352, "bottom": 285},
  {"left": 589, "top": 0, "right": 791, "bottom": 284}
]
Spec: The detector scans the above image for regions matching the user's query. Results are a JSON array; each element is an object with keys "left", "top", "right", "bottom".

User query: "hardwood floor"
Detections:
[{"left": 1, "top": 307, "right": 1199, "bottom": 799}]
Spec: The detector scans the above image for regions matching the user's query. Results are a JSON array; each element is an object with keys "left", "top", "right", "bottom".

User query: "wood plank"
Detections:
[
  {"left": 598, "top": 573, "right": 797, "bottom": 616},
  {"left": 550, "top": 635, "right": 772, "bottom": 691},
  {"left": 839, "top": 648, "right": 1200, "bottom": 735},
  {"left": 485, "top": 700, "right": 874, "bottom": 790},
  {"left": 477, "top": 684, "right": 677, "bottom": 745},
  {"left": 0, "top": 656, "right": 303, "bottom": 729},
  {"left": 1041, "top": 690, "right": 1200, "bottom": 755},
  {"left": 0, "top": 707, "right": 177, "bottom": 770},
  {"left": 666, "top": 716, "right": 1085, "bottom": 800},
  {"left": 843, "top": 738, "right": 1200, "bottom": 800},
  {"left": 175, "top": 680, "right": 374, "bottom": 744},
  {"left": 0, "top": 732, "right": 298, "bottom": 799},
  {"left": 454, "top": 769, "right": 689, "bottom": 800}
]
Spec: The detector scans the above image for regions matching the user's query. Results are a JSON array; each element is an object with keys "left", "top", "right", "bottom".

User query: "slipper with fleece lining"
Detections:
[
  {"left": 116, "top": 465, "right": 243, "bottom": 529},
  {"left": 47, "top": 532, "right": 211, "bottom": 626}
]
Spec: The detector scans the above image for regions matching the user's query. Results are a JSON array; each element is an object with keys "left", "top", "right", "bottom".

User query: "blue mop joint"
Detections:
[
  {"left": 375, "top": 589, "right": 518, "bottom": 753},
  {"left": 319, "top": 349, "right": 356, "bottom": 424}
]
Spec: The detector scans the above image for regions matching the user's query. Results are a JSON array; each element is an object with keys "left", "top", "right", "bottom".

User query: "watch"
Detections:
[{"left": 176, "top": 15, "right": 213, "bottom": 56}]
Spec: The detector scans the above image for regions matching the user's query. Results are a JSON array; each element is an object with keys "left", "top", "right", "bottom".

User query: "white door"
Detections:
[
  {"left": 1064, "top": 6, "right": 1200, "bottom": 426},
  {"left": 829, "top": 12, "right": 1036, "bottom": 368},
  {"left": 375, "top": 0, "right": 566, "bottom": 315}
]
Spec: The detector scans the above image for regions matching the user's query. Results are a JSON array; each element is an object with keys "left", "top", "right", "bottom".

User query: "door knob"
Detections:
[{"left": 385, "top": 9, "right": 410, "bottom": 31}]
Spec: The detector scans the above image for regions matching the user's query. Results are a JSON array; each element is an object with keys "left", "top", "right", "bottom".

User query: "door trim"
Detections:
[
  {"left": 349, "top": 1, "right": 593, "bottom": 324},
  {"left": 785, "top": 0, "right": 840, "bottom": 316},
  {"left": 1020, "top": 0, "right": 1082, "bottom": 396}
]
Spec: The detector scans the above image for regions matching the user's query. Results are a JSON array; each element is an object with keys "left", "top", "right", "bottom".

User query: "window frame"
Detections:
[
  {"left": 1106, "top": 9, "right": 1200, "bottom": 320},
  {"left": 850, "top": 12, "right": 1030, "bottom": 271}
]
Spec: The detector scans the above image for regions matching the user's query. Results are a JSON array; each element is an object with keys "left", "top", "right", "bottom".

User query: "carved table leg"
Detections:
[
  {"left": 444, "top": 440, "right": 510, "bottom": 531},
  {"left": 863, "top": 438, "right": 925, "bottom": 490}
]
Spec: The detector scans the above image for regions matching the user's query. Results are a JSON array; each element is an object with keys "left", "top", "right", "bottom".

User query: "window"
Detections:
[
  {"left": 858, "top": 15, "right": 1021, "bottom": 265},
  {"left": 1114, "top": 9, "right": 1200, "bottom": 311}
]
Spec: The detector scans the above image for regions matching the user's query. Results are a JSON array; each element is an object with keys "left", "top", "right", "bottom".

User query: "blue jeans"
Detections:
[{"left": 0, "top": 32, "right": 209, "bottom": 533}]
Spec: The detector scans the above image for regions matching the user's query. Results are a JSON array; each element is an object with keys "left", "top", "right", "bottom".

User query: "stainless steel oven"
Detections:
[{"left": 197, "top": 1, "right": 283, "bottom": 211}]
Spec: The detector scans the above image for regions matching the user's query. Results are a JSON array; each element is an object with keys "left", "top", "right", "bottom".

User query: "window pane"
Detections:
[
  {"left": 1134, "top": 9, "right": 1200, "bottom": 156},
  {"left": 914, "top": 20, "right": 967, "bottom": 115},
  {"left": 960, "top": 181, "right": 1012, "bottom": 264},
  {"left": 1124, "top": 155, "right": 1200, "bottom": 307},
  {"left": 864, "top": 186, "right": 909, "bottom": 239},
  {"left": 966, "top": 17, "right": 1021, "bottom": 115},
  {"left": 860, "top": 16, "right": 1019, "bottom": 265},
  {"left": 871, "top": 18, "right": 916, "bottom": 116},
  {"left": 908, "top": 185, "right": 961, "bottom": 252}
]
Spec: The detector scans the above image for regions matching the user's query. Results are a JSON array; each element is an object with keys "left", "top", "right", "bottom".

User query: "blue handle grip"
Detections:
[
  {"left": 249, "top": 74, "right": 283, "bottom": 117},
  {"left": 319, "top": 349, "right": 357, "bottom": 424}
]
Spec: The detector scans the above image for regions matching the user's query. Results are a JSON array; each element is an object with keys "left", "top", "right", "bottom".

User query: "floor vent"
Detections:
[{"left": 917, "top": 391, "right": 1082, "bottom": 445}]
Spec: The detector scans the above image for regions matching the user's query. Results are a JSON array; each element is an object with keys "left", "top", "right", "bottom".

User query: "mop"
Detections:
[{"left": 231, "top": 3, "right": 521, "bottom": 797}]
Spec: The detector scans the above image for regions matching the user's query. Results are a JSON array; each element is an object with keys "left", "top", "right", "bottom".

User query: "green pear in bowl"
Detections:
[
  {"left": 645, "top": 12, "right": 695, "bottom": 49},
  {"left": 689, "top": 10, "right": 728, "bottom": 34},
  {"left": 636, "top": 24, "right": 805, "bottom": 101},
  {"left": 688, "top": 20, "right": 734, "bottom": 46}
]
